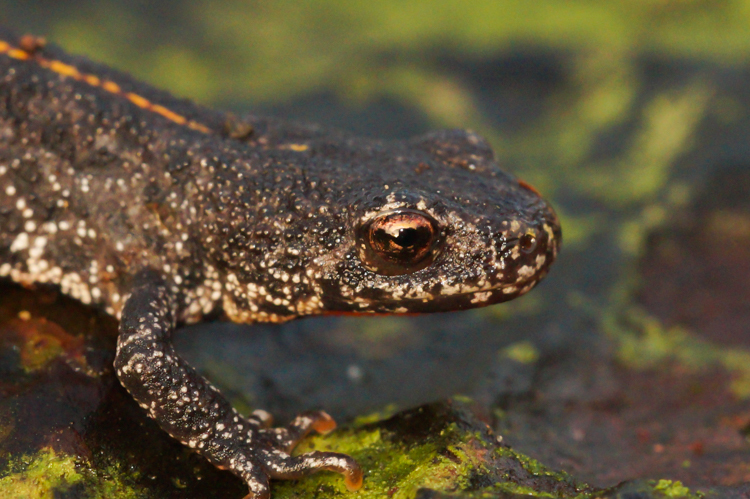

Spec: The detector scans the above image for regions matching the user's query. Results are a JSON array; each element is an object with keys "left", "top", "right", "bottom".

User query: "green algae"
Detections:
[
  {"left": 273, "top": 423, "right": 460, "bottom": 498},
  {"left": 0, "top": 449, "right": 82, "bottom": 499},
  {"left": 352, "top": 404, "right": 400, "bottom": 426},
  {"left": 0, "top": 448, "right": 153, "bottom": 499},
  {"left": 0, "top": 400, "right": 707, "bottom": 499},
  {"left": 274, "top": 408, "right": 459, "bottom": 498},
  {"left": 652, "top": 479, "right": 696, "bottom": 499},
  {"left": 271, "top": 402, "right": 597, "bottom": 499}
]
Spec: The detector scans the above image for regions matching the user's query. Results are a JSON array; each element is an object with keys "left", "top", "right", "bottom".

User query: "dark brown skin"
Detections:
[{"left": 0, "top": 28, "right": 561, "bottom": 498}]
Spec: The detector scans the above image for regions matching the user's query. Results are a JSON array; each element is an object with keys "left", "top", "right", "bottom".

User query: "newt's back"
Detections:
[{"left": 0, "top": 30, "right": 216, "bottom": 316}]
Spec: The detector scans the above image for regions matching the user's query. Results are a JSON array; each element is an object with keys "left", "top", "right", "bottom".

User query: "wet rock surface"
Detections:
[{"left": 0, "top": 296, "right": 713, "bottom": 498}]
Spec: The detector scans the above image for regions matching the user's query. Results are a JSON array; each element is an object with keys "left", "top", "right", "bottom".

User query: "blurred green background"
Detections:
[
  {"left": 2, "top": 0, "right": 742, "bottom": 206},
  {"left": 5, "top": 0, "right": 750, "bottom": 103},
  {"left": 2, "top": 0, "right": 740, "bottom": 213}
]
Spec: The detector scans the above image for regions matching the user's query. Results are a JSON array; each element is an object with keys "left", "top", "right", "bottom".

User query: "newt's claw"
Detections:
[{"left": 234, "top": 410, "right": 362, "bottom": 497}]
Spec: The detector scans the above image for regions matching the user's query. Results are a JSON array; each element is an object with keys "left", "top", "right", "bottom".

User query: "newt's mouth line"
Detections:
[
  {"left": 337, "top": 277, "right": 544, "bottom": 314},
  {"left": 437, "top": 278, "right": 539, "bottom": 300},
  {"left": 375, "top": 272, "right": 545, "bottom": 303}
]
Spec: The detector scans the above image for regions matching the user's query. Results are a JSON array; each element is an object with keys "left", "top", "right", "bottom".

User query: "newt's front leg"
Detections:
[{"left": 114, "top": 272, "right": 363, "bottom": 499}]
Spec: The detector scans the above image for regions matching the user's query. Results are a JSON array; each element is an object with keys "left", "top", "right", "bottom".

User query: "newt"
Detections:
[{"left": 0, "top": 27, "right": 561, "bottom": 499}]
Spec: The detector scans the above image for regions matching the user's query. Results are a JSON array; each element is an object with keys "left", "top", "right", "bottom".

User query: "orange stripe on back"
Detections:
[{"left": 0, "top": 37, "right": 212, "bottom": 135}]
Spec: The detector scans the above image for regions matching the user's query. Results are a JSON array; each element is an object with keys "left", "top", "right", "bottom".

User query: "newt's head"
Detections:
[
  {"left": 315, "top": 129, "right": 561, "bottom": 314},
  {"left": 209, "top": 126, "right": 561, "bottom": 322}
]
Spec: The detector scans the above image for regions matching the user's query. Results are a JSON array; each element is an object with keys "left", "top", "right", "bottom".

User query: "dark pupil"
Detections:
[
  {"left": 374, "top": 225, "right": 431, "bottom": 258},
  {"left": 519, "top": 233, "right": 537, "bottom": 253},
  {"left": 393, "top": 227, "right": 424, "bottom": 248}
]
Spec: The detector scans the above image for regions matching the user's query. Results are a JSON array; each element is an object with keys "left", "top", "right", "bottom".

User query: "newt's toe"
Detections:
[
  {"left": 311, "top": 411, "right": 337, "bottom": 434},
  {"left": 344, "top": 465, "right": 364, "bottom": 491}
]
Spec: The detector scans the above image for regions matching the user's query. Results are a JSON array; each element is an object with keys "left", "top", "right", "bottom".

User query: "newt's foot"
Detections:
[
  {"left": 235, "top": 410, "right": 362, "bottom": 499},
  {"left": 115, "top": 279, "right": 362, "bottom": 499}
]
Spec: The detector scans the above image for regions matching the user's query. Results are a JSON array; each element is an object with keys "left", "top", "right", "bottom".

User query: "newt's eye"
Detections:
[
  {"left": 519, "top": 232, "right": 537, "bottom": 254},
  {"left": 358, "top": 210, "right": 440, "bottom": 276}
]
